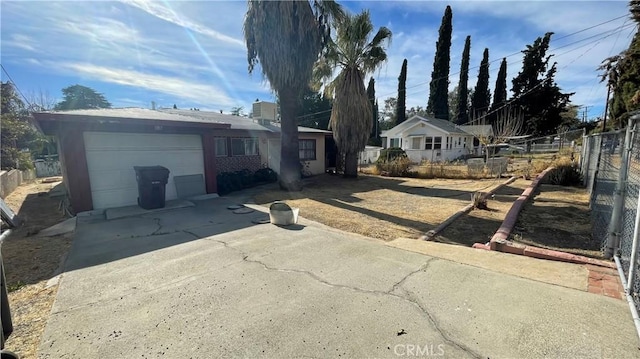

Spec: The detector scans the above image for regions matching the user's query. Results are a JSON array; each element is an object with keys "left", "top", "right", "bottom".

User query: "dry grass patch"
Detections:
[
  {"left": 3, "top": 180, "right": 73, "bottom": 359},
  {"left": 254, "top": 174, "right": 509, "bottom": 241},
  {"left": 511, "top": 184, "right": 601, "bottom": 258}
]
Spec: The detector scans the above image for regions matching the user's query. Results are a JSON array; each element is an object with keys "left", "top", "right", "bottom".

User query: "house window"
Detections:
[
  {"left": 425, "top": 137, "right": 433, "bottom": 150},
  {"left": 446, "top": 137, "right": 452, "bottom": 150},
  {"left": 231, "top": 138, "right": 258, "bottom": 156},
  {"left": 390, "top": 138, "right": 400, "bottom": 148},
  {"left": 299, "top": 139, "right": 316, "bottom": 160},
  {"left": 433, "top": 136, "right": 442, "bottom": 150},
  {"left": 458, "top": 137, "right": 462, "bottom": 146},
  {"left": 411, "top": 137, "right": 421, "bottom": 150},
  {"left": 215, "top": 137, "right": 228, "bottom": 157}
]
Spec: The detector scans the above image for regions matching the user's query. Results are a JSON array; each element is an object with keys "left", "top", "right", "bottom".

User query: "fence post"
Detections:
[
  {"left": 607, "top": 123, "right": 635, "bottom": 258},
  {"left": 627, "top": 115, "right": 640, "bottom": 290},
  {"left": 581, "top": 135, "right": 591, "bottom": 186}
]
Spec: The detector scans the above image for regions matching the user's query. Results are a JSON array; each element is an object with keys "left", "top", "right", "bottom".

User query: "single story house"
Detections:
[
  {"left": 33, "top": 108, "right": 331, "bottom": 213},
  {"left": 381, "top": 115, "right": 488, "bottom": 163}
]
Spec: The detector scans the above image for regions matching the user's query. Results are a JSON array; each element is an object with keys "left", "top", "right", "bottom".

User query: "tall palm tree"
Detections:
[
  {"left": 244, "top": 1, "right": 343, "bottom": 191},
  {"left": 315, "top": 10, "right": 391, "bottom": 177}
]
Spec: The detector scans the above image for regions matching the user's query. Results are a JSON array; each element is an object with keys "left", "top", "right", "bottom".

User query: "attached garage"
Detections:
[
  {"left": 34, "top": 108, "right": 231, "bottom": 213},
  {"left": 83, "top": 132, "right": 204, "bottom": 209}
]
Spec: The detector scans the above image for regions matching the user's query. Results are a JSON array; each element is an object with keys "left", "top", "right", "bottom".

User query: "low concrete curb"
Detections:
[
  {"left": 420, "top": 176, "right": 518, "bottom": 241},
  {"left": 473, "top": 167, "right": 616, "bottom": 269}
]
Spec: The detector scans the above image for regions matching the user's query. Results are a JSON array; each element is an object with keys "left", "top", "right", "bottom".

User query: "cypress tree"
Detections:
[
  {"left": 396, "top": 59, "right": 408, "bottom": 125},
  {"left": 427, "top": 5, "right": 452, "bottom": 120},
  {"left": 488, "top": 58, "right": 508, "bottom": 123},
  {"left": 366, "top": 77, "right": 379, "bottom": 141},
  {"left": 471, "top": 48, "right": 491, "bottom": 120},
  {"left": 454, "top": 35, "right": 471, "bottom": 125}
]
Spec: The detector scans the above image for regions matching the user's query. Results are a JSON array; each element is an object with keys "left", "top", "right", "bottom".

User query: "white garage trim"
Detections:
[{"left": 84, "top": 132, "right": 204, "bottom": 209}]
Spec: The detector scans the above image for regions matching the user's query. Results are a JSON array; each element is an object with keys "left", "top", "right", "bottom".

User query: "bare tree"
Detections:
[
  {"left": 467, "top": 106, "right": 524, "bottom": 164},
  {"left": 26, "top": 89, "right": 56, "bottom": 112}
]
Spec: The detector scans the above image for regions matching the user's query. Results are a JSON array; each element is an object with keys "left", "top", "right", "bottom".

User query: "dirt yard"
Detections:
[
  {"left": 434, "top": 179, "right": 532, "bottom": 246},
  {"left": 253, "top": 174, "right": 512, "bottom": 241},
  {"left": 511, "top": 184, "right": 602, "bottom": 258},
  {"left": 2, "top": 180, "right": 73, "bottom": 359}
]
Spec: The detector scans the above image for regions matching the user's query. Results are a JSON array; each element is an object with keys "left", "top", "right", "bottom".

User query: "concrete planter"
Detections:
[{"left": 269, "top": 202, "right": 299, "bottom": 226}]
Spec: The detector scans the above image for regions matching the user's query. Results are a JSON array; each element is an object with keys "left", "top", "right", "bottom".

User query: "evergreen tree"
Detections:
[
  {"left": 512, "top": 32, "right": 573, "bottom": 136},
  {"left": 297, "top": 87, "right": 333, "bottom": 130},
  {"left": 1, "top": 82, "right": 45, "bottom": 170},
  {"left": 454, "top": 36, "right": 471, "bottom": 125},
  {"left": 600, "top": 1, "right": 640, "bottom": 127},
  {"left": 471, "top": 48, "right": 491, "bottom": 120},
  {"left": 427, "top": 5, "right": 452, "bottom": 120},
  {"left": 54, "top": 85, "right": 112, "bottom": 110},
  {"left": 488, "top": 58, "right": 508, "bottom": 124},
  {"left": 366, "top": 77, "right": 380, "bottom": 143},
  {"left": 396, "top": 59, "right": 408, "bottom": 125}
]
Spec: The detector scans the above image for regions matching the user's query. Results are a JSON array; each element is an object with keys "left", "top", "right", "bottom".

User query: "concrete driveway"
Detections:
[{"left": 39, "top": 194, "right": 638, "bottom": 358}]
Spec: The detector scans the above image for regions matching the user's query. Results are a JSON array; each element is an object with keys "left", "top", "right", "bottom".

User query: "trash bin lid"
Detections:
[{"left": 133, "top": 166, "right": 170, "bottom": 181}]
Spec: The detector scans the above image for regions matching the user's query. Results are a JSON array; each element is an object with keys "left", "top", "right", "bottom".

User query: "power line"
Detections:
[
  {"left": 297, "top": 14, "right": 633, "bottom": 122},
  {"left": 1, "top": 63, "right": 32, "bottom": 108}
]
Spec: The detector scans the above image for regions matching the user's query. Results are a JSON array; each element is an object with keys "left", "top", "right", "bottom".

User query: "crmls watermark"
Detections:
[{"left": 393, "top": 343, "right": 446, "bottom": 357}]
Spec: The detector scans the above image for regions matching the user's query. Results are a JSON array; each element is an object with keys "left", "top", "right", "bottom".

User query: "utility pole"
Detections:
[{"left": 602, "top": 83, "right": 611, "bottom": 132}]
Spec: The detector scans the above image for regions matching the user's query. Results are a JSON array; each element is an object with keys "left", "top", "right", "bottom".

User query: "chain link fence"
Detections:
[{"left": 582, "top": 120, "right": 640, "bottom": 319}]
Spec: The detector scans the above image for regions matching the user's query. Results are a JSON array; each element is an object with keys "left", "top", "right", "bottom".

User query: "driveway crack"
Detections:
[{"left": 209, "top": 237, "right": 481, "bottom": 358}]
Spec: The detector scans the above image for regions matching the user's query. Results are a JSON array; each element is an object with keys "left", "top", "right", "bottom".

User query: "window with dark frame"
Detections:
[
  {"left": 425, "top": 137, "right": 433, "bottom": 150},
  {"left": 231, "top": 138, "right": 258, "bottom": 156},
  {"left": 299, "top": 139, "right": 316, "bottom": 161},
  {"left": 215, "top": 137, "right": 228, "bottom": 157},
  {"left": 434, "top": 136, "right": 442, "bottom": 150}
]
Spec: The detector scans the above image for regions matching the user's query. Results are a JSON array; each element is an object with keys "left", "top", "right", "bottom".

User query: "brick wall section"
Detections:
[{"left": 216, "top": 155, "right": 262, "bottom": 174}]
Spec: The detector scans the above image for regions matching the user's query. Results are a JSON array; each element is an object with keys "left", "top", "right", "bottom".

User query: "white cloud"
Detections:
[
  {"left": 59, "top": 63, "right": 236, "bottom": 108},
  {"left": 122, "top": 0, "right": 245, "bottom": 47}
]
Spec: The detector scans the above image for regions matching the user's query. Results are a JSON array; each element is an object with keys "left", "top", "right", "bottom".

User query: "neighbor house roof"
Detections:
[
  {"left": 34, "top": 108, "right": 331, "bottom": 135},
  {"left": 381, "top": 115, "right": 469, "bottom": 137}
]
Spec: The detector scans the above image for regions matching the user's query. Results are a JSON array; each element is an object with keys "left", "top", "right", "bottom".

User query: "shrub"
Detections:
[
  {"left": 376, "top": 156, "right": 411, "bottom": 177},
  {"left": 377, "top": 147, "right": 407, "bottom": 163},
  {"left": 546, "top": 164, "right": 583, "bottom": 186},
  {"left": 254, "top": 168, "right": 277, "bottom": 183},
  {"left": 235, "top": 169, "right": 254, "bottom": 188}
]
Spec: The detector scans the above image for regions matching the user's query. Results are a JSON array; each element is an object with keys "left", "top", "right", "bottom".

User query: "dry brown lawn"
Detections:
[
  {"left": 511, "top": 184, "right": 601, "bottom": 258},
  {"left": 3, "top": 180, "right": 73, "bottom": 359},
  {"left": 254, "top": 174, "right": 512, "bottom": 241}
]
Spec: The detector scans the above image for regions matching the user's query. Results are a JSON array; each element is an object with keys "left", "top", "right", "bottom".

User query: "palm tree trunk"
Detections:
[
  {"left": 278, "top": 88, "right": 302, "bottom": 191},
  {"left": 343, "top": 151, "right": 358, "bottom": 178}
]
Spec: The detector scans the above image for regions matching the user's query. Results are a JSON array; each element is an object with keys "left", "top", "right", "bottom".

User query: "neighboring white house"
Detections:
[{"left": 381, "top": 115, "right": 485, "bottom": 163}]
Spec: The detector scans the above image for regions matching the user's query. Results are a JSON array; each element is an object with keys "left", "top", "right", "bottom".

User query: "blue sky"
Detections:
[{"left": 0, "top": 1, "right": 635, "bottom": 120}]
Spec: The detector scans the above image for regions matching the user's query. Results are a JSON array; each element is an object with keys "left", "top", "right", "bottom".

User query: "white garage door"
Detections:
[{"left": 84, "top": 132, "right": 204, "bottom": 209}]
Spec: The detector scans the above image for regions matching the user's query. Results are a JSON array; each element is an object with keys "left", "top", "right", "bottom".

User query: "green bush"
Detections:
[
  {"left": 546, "top": 164, "right": 583, "bottom": 186},
  {"left": 254, "top": 168, "right": 277, "bottom": 183},
  {"left": 217, "top": 167, "right": 278, "bottom": 195},
  {"left": 375, "top": 148, "right": 410, "bottom": 176},
  {"left": 377, "top": 147, "right": 407, "bottom": 164}
]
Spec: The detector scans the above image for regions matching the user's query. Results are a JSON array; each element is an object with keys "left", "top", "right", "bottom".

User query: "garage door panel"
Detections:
[{"left": 84, "top": 132, "right": 205, "bottom": 209}]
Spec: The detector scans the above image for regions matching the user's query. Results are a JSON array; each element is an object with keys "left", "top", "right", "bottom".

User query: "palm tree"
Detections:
[
  {"left": 244, "top": 1, "right": 343, "bottom": 191},
  {"left": 315, "top": 10, "right": 391, "bottom": 177}
]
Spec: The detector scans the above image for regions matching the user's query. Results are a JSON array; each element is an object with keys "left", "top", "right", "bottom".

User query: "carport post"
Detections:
[{"left": 606, "top": 120, "right": 635, "bottom": 258}]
